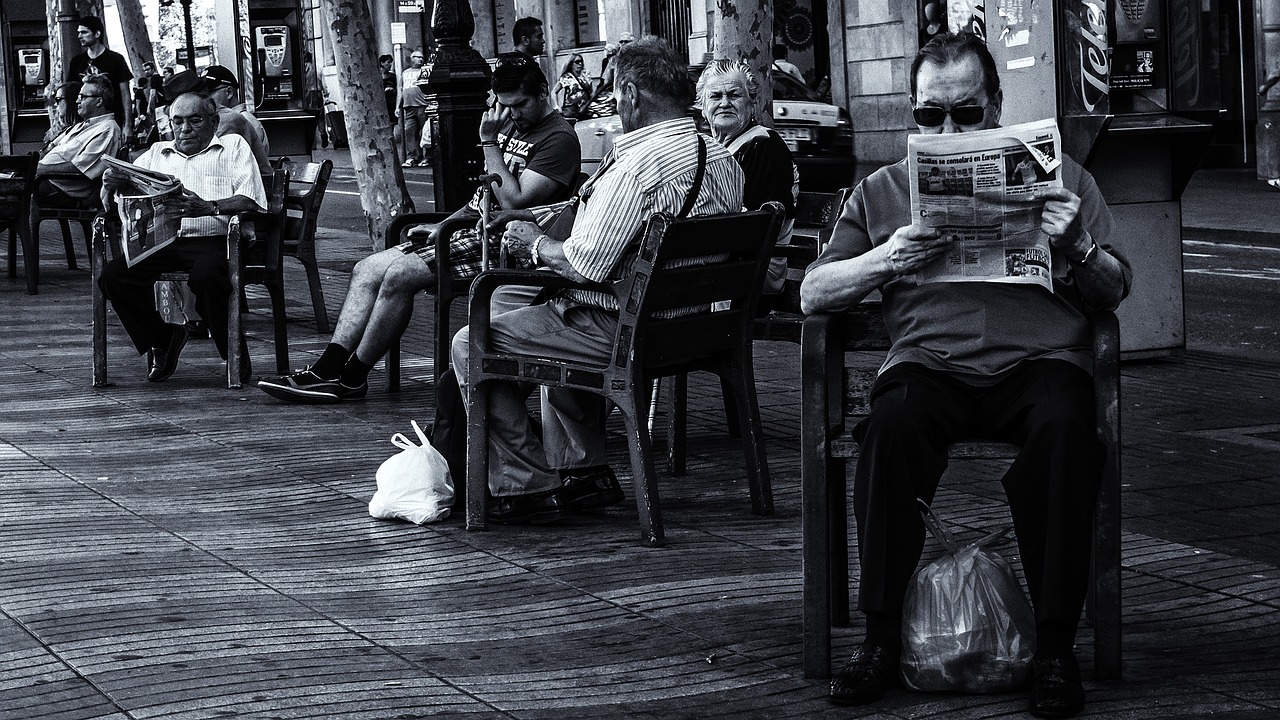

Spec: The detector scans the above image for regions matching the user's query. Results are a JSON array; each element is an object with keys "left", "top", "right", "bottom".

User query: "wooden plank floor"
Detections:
[{"left": 3, "top": 234, "right": 1280, "bottom": 719}]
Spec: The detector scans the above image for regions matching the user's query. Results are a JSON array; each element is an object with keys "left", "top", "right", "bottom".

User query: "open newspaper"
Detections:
[
  {"left": 101, "top": 155, "right": 186, "bottom": 267},
  {"left": 908, "top": 118, "right": 1063, "bottom": 292}
]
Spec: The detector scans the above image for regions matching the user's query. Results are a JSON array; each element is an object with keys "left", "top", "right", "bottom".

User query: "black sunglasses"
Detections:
[
  {"left": 496, "top": 53, "right": 532, "bottom": 69},
  {"left": 913, "top": 104, "right": 986, "bottom": 127}
]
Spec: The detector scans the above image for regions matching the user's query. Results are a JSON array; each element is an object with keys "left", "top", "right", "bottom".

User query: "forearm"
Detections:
[
  {"left": 536, "top": 237, "right": 590, "bottom": 283},
  {"left": 800, "top": 246, "right": 896, "bottom": 314},
  {"left": 205, "top": 194, "right": 263, "bottom": 216},
  {"left": 1068, "top": 242, "right": 1127, "bottom": 310},
  {"left": 37, "top": 159, "right": 81, "bottom": 176}
]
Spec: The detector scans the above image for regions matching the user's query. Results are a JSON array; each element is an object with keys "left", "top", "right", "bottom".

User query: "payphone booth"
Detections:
[
  {"left": 247, "top": 0, "right": 316, "bottom": 157},
  {"left": 3, "top": 0, "right": 53, "bottom": 154},
  {"left": 956, "top": 0, "right": 1220, "bottom": 357}
]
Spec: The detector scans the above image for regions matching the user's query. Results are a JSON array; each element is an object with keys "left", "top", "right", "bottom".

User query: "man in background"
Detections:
[
  {"left": 67, "top": 16, "right": 133, "bottom": 142},
  {"left": 513, "top": 17, "right": 545, "bottom": 58},
  {"left": 35, "top": 76, "right": 122, "bottom": 206},
  {"left": 202, "top": 64, "right": 271, "bottom": 173}
]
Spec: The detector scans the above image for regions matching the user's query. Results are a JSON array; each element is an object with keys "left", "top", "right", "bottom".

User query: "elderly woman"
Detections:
[{"left": 697, "top": 59, "right": 799, "bottom": 306}]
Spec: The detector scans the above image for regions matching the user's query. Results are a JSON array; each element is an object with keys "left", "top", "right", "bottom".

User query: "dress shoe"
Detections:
[
  {"left": 1028, "top": 651, "right": 1085, "bottom": 718},
  {"left": 148, "top": 326, "right": 188, "bottom": 382},
  {"left": 486, "top": 490, "right": 572, "bottom": 525},
  {"left": 830, "top": 643, "right": 899, "bottom": 706},
  {"left": 559, "top": 465, "right": 625, "bottom": 511}
]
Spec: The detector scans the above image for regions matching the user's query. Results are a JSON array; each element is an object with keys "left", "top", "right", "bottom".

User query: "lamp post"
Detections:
[{"left": 159, "top": 0, "right": 197, "bottom": 71}]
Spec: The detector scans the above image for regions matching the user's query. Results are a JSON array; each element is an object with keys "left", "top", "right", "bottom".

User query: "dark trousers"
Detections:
[
  {"left": 853, "top": 360, "right": 1101, "bottom": 633},
  {"left": 98, "top": 236, "right": 232, "bottom": 358}
]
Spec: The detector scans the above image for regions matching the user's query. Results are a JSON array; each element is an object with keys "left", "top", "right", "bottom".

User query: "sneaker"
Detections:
[
  {"left": 559, "top": 466, "right": 625, "bottom": 511},
  {"left": 401, "top": 160, "right": 416, "bottom": 168},
  {"left": 257, "top": 367, "right": 351, "bottom": 404},
  {"left": 417, "top": 158, "right": 432, "bottom": 167}
]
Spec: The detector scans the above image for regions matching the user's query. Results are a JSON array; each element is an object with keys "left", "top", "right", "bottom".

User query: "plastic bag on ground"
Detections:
[
  {"left": 369, "top": 420, "right": 453, "bottom": 524},
  {"left": 900, "top": 502, "right": 1036, "bottom": 693}
]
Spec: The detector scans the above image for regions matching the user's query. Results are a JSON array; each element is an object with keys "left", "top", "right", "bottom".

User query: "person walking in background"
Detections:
[
  {"left": 398, "top": 48, "right": 430, "bottom": 167},
  {"left": 67, "top": 16, "right": 134, "bottom": 143},
  {"left": 555, "top": 54, "right": 591, "bottom": 120},
  {"left": 512, "top": 17, "right": 545, "bottom": 58}
]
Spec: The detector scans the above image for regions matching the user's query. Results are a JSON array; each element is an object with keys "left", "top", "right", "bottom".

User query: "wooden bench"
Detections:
[{"left": 799, "top": 305, "right": 1123, "bottom": 681}]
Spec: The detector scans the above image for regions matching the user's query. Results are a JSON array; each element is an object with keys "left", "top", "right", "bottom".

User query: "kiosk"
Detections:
[
  {"left": 975, "top": 0, "right": 1221, "bottom": 356},
  {"left": 247, "top": 0, "right": 317, "bottom": 157},
  {"left": 3, "top": 0, "right": 53, "bottom": 154}
]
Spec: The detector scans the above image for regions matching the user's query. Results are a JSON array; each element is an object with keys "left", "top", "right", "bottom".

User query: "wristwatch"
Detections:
[
  {"left": 1072, "top": 242, "right": 1099, "bottom": 266},
  {"left": 210, "top": 200, "right": 221, "bottom": 216}
]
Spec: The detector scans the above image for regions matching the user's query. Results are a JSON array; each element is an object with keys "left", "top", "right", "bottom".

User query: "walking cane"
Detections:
[{"left": 476, "top": 173, "right": 502, "bottom": 270}]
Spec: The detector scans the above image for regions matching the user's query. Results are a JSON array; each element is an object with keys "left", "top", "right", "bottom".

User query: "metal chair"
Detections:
[
  {"left": 798, "top": 305, "right": 1123, "bottom": 680},
  {"left": 91, "top": 169, "right": 291, "bottom": 388},
  {"left": 464, "top": 203, "right": 785, "bottom": 546},
  {"left": 1, "top": 153, "right": 39, "bottom": 294},
  {"left": 280, "top": 159, "right": 333, "bottom": 332}
]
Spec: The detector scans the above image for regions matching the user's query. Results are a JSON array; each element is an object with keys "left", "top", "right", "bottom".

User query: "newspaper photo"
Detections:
[
  {"left": 101, "top": 156, "right": 186, "bottom": 267},
  {"left": 907, "top": 118, "right": 1063, "bottom": 292}
]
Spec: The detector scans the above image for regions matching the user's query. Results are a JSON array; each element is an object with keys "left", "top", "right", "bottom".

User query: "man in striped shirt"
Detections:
[
  {"left": 451, "top": 36, "right": 745, "bottom": 525},
  {"left": 98, "top": 92, "right": 267, "bottom": 384}
]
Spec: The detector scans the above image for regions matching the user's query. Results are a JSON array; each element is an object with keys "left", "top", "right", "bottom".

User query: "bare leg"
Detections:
[
  {"left": 351, "top": 252, "right": 436, "bottom": 365},
  {"left": 330, "top": 248, "right": 427, "bottom": 351}
]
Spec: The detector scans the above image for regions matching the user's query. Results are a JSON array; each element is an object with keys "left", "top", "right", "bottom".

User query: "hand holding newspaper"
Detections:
[
  {"left": 101, "top": 155, "right": 187, "bottom": 267},
  {"left": 907, "top": 118, "right": 1063, "bottom": 292}
]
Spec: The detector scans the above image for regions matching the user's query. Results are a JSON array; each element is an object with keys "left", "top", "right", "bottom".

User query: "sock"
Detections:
[
  {"left": 1035, "top": 620, "right": 1076, "bottom": 657},
  {"left": 310, "top": 343, "right": 350, "bottom": 379},
  {"left": 340, "top": 355, "right": 373, "bottom": 387},
  {"left": 864, "top": 610, "right": 902, "bottom": 653}
]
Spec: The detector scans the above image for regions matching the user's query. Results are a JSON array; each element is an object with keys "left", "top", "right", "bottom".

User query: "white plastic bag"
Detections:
[
  {"left": 369, "top": 420, "right": 453, "bottom": 524},
  {"left": 900, "top": 503, "right": 1037, "bottom": 693}
]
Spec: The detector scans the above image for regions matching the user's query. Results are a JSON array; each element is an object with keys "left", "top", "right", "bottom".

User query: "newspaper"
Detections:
[
  {"left": 907, "top": 118, "right": 1063, "bottom": 291},
  {"left": 102, "top": 156, "right": 186, "bottom": 267}
]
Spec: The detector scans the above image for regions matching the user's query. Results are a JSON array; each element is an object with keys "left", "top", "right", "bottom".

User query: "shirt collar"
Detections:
[
  {"left": 612, "top": 116, "right": 696, "bottom": 158},
  {"left": 158, "top": 134, "right": 227, "bottom": 159}
]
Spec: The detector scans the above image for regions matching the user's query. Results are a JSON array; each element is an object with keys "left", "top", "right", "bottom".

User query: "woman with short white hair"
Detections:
[{"left": 696, "top": 59, "right": 799, "bottom": 308}]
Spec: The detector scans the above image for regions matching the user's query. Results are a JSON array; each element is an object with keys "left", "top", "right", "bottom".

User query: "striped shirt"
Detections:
[
  {"left": 134, "top": 134, "right": 266, "bottom": 238},
  {"left": 562, "top": 116, "right": 744, "bottom": 310},
  {"left": 39, "top": 114, "right": 122, "bottom": 198}
]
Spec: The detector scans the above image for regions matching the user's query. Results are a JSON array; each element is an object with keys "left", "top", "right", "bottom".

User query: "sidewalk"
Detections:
[{"left": 2, "top": 165, "right": 1279, "bottom": 718}]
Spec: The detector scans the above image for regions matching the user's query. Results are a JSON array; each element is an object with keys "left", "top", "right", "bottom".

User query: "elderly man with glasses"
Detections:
[
  {"left": 800, "top": 32, "right": 1130, "bottom": 719},
  {"left": 36, "top": 76, "right": 122, "bottom": 206},
  {"left": 98, "top": 92, "right": 266, "bottom": 385}
]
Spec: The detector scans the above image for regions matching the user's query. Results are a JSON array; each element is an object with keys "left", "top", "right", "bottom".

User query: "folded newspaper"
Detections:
[
  {"left": 101, "top": 155, "right": 186, "bottom": 267},
  {"left": 908, "top": 118, "right": 1063, "bottom": 292}
]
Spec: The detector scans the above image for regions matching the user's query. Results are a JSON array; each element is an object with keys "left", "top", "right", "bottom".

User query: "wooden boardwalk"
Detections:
[{"left": 3, "top": 232, "right": 1280, "bottom": 719}]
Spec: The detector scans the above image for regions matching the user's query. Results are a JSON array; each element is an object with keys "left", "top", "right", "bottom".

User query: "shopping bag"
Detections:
[
  {"left": 369, "top": 420, "right": 454, "bottom": 524},
  {"left": 899, "top": 501, "right": 1037, "bottom": 693}
]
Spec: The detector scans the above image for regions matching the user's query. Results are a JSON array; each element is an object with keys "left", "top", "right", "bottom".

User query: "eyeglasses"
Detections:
[
  {"left": 496, "top": 53, "right": 532, "bottom": 70},
  {"left": 170, "top": 115, "right": 209, "bottom": 128},
  {"left": 77, "top": 93, "right": 102, "bottom": 101},
  {"left": 912, "top": 104, "right": 986, "bottom": 127}
]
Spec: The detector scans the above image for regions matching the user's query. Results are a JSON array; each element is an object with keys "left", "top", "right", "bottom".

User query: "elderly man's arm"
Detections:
[
  {"left": 800, "top": 221, "right": 954, "bottom": 314},
  {"left": 1039, "top": 186, "right": 1128, "bottom": 310}
]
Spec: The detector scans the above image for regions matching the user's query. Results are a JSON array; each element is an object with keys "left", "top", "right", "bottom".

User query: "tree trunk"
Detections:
[
  {"left": 316, "top": 0, "right": 414, "bottom": 250},
  {"left": 114, "top": 0, "right": 156, "bottom": 73},
  {"left": 713, "top": 0, "right": 773, "bottom": 126}
]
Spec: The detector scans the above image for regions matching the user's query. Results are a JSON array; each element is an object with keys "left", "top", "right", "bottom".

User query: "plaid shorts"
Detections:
[{"left": 396, "top": 226, "right": 495, "bottom": 279}]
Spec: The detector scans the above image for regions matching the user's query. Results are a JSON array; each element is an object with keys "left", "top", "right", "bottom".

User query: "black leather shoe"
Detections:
[
  {"left": 830, "top": 643, "right": 899, "bottom": 706},
  {"left": 559, "top": 466, "right": 625, "bottom": 511},
  {"left": 1028, "top": 651, "right": 1085, "bottom": 718},
  {"left": 148, "top": 326, "right": 188, "bottom": 382},
  {"left": 487, "top": 490, "right": 572, "bottom": 525}
]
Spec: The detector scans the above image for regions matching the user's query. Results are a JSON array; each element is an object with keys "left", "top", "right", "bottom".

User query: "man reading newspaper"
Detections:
[
  {"left": 800, "top": 32, "right": 1130, "bottom": 719},
  {"left": 98, "top": 92, "right": 266, "bottom": 384}
]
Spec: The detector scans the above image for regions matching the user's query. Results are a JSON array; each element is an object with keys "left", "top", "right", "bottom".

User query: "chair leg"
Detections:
[
  {"left": 665, "top": 375, "right": 686, "bottom": 476},
  {"left": 300, "top": 256, "right": 330, "bottom": 334},
  {"left": 726, "top": 351, "right": 773, "bottom": 516},
  {"left": 801, "top": 416, "right": 832, "bottom": 678},
  {"left": 620, "top": 393, "right": 664, "bottom": 547},
  {"left": 387, "top": 339, "right": 401, "bottom": 392},
  {"left": 6, "top": 227, "right": 15, "bottom": 278},
  {"left": 227, "top": 261, "right": 242, "bottom": 391},
  {"left": 268, "top": 281, "right": 290, "bottom": 374},
  {"left": 22, "top": 221, "right": 40, "bottom": 293},
  {"left": 721, "top": 375, "right": 742, "bottom": 438},
  {"left": 465, "top": 377, "right": 490, "bottom": 531},
  {"left": 829, "top": 457, "right": 851, "bottom": 627},
  {"left": 58, "top": 220, "right": 77, "bottom": 270},
  {"left": 435, "top": 292, "right": 453, "bottom": 385},
  {"left": 80, "top": 220, "right": 94, "bottom": 261},
  {"left": 91, "top": 220, "right": 109, "bottom": 387}
]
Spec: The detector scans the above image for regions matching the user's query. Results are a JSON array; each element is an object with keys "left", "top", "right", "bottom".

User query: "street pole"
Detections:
[
  {"left": 181, "top": 0, "right": 197, "bottom": 71},
  {"left": 420, "top": 0, "right": 491, "bottom": 212}
]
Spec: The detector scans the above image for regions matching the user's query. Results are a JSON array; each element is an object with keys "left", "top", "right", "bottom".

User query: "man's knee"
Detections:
[
  {"left": 450, "top": 327, "right": 470, "bottom": 384},
  {"left": 381, "top": 256, "right": 433, "bottom": 295}
]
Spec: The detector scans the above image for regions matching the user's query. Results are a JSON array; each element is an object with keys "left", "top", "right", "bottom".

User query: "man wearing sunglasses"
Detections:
[
  {"left": 35, "top": 76, "right": 122, "bottom": 206},
  {"left": 801, "top": 32, "right": 1130, "bottom": 719}
]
